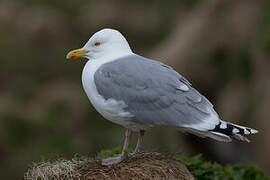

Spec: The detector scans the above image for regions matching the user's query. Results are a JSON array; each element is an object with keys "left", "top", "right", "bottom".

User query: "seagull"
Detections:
[{"left": 66, "top": 28, "right": 258, "bottom": 165}]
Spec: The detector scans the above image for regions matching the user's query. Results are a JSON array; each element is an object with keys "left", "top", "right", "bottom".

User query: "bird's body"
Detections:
[
  {"left": 67, "top": 28, "right": 258, "bottom": 165},
  {"left": 91, "top": 54, "right": 216, "bottom": 131}
]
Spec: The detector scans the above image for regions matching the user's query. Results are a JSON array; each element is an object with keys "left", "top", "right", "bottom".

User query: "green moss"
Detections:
[
  {"left": 180, "top": 155, "right": 269, "bottom": 180},
  {"left": 96, "top": 146, "right": 133, "bottom": 158}
]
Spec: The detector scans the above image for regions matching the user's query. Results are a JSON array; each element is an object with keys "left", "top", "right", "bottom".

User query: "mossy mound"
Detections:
[{"left": 24, "top": 148, "right": 269, "bottom": 180}]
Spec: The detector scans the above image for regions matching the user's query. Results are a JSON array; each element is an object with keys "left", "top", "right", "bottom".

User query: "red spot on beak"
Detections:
[{"left": 70, "top": 56, "right": 76, "bottom": 59}]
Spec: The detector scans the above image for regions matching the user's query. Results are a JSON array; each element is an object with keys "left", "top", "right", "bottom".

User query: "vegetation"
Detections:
[
  {"left": 96, "top": 146, "right": 132, "bottom": 158},
  {"left": 24, "top": 148, "right": 269, "bottom": 180},
  {"left": 181, "top": 155, "right": 269, "bottom": 180}
]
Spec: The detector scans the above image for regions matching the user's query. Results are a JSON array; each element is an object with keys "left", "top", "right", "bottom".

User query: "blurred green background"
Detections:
[{"left": 0, "top": 0, "right": 270, "bottom": 179}]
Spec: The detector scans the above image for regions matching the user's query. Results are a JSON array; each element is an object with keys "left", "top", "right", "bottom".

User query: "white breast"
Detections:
[{"left": 81, "top": 53, "right": 148, "bottom": 131}]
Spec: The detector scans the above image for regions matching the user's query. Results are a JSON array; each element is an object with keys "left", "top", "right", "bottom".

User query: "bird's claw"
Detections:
[{"left": 101, "top": 154, "right": 127, "bottom": 166}]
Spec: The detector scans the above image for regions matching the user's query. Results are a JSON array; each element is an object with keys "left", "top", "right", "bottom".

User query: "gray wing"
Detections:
[{"left": 94, "top": 54, "right": 220, "bottom": 131}]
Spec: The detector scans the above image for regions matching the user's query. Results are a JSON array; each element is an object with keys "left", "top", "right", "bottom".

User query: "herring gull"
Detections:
[{"left": 66, "top": 28, "right": 258, "bottom": 165}]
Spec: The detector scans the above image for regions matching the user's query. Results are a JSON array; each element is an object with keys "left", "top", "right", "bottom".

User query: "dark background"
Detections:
[{"left": 0, "top": 0, "right": 269, "bottom": 179}]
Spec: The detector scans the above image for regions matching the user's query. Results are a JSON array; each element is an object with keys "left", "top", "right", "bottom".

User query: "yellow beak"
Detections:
[{"left": 66, "top": 48, "right": 89, "bottom": 60}]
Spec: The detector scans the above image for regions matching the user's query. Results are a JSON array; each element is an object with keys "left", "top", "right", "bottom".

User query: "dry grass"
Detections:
[
  {"left": 24, "top": 156, "right": 91, "bottom": 180},
  {"left": 24, "top": 153, "right": 194, "bottom": 180}
]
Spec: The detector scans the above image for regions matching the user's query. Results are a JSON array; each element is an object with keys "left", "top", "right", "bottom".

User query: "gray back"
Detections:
[{"left": 94, "top": 54, "right": 219, "bottom": 129}]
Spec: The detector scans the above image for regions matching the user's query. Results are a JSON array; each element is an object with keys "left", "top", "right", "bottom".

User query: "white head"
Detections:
[{"left": 66, "top": 28, "right": 132, "bottom": 60}]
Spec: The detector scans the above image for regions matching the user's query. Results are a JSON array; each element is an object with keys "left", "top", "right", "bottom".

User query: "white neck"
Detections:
[{"left": 81, "top": 51, "right": 133, "bottom": 120}]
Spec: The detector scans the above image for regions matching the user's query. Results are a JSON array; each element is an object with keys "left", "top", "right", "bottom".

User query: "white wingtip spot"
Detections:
[
  {"left": 244, "top": 129, "right": 250, "bottom": 135},
  {"left": 220, "top": 122, "right": 227, "bottom": 129},
  {"left": 250, "top": 129, "right": 259, "bottom": 134},
  {"left": 233, "top": 128, "right": 240, "bottom": 134}
]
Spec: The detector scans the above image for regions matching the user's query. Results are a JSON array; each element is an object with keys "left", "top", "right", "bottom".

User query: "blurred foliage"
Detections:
[{"left": 181, "top": 155, "right": 269, "bottom": 180}]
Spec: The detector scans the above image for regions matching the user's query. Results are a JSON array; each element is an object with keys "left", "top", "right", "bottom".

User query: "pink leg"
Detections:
[
  {"left": 102, "top": 129, "right": 132, "bottom": 165},
  {"left": 134, "top": 130, "right": 145, "bottom": 153}
]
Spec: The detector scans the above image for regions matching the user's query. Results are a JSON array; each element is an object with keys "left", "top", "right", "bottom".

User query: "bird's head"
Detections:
[{"left": 66, "top": 28, "right": 132, "bottom": 60}]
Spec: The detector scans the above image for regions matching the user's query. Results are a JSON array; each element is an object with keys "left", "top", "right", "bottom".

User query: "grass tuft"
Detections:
[{"left": 24, "top": 155, "right": 92, "bottom": 180}]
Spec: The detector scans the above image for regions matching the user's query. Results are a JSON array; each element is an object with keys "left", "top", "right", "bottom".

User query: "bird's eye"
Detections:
[{"left": 94, "top": 42, "right": 101, "bottom": 46}]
